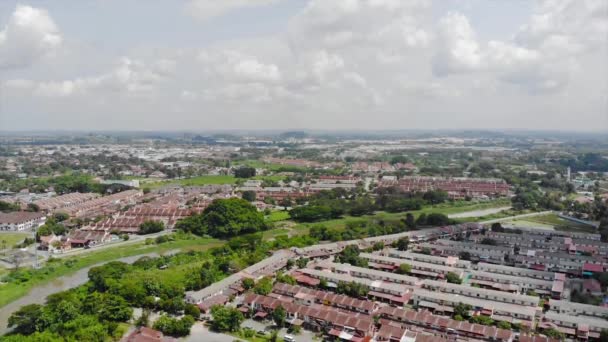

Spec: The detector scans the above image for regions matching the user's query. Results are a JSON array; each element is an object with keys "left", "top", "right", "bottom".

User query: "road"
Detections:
[
  {"left": 479, "top": 210, "right": 553, "bottom": 224},
  {"left": 448, "top": 206, "right": 511, "bottom": 219}
]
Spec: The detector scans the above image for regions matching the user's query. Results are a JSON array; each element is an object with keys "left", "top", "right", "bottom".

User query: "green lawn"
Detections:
[
  {"left": 0, "top": 236, "right": 221, "bottom": 308},
  {"left": 266, "top": 210, "right": 290, "bottom": 222},
  {"left": 522, "top": 213, "right": 597, "bottom": 233},
  {"left": 0, "top": 232, "right": 30, "bottom": 250},
  {"left": 240, "top": 160, "right": 309, "bottom": 172},
  {"left": 143, "top": 175, "right": 237, "bottom": 188},
  {"left": 252, "top": 175, "right": 287, "bottom": 182}
]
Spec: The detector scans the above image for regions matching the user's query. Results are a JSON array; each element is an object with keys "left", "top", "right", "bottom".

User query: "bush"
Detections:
[
  {"left": 138, "top": 220, "right": 164, "bottom": 235},
  {"left": 153, "top": 315, "right": 194, "bottom": 337}
]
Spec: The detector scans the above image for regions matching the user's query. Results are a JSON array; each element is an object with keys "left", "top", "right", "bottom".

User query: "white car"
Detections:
[{"left": 283, "top": 334, "right": 295, "bottom": 342}]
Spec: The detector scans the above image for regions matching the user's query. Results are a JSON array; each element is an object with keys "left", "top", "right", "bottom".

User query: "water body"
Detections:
[{"left": 0, "top": 253, "right": 162, "bottom": 335}]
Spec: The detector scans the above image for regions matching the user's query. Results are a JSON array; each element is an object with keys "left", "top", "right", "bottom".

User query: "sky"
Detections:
[{"left": 0, "top": 0, "right": 607, "bottom": 132}]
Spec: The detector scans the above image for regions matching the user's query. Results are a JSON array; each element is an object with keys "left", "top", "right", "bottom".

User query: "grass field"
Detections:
[
  {"left": 517, "top": 213, "right": 597, "bottom": 233},
  {"left": 240, "top": 160, "right": 309, "bottom": 172},
  {"left": 0, "top": 236, "right": 221, "bottom": 308},
  {"left": 0, "top": 232, "right": 30, "bottom": 250},
  {"left": 292, "top": 199, "right": 514, "bottom": 231},
  {"left": 143, "top": 175, "right": 238, "bottom": 188},
  {"left": 266, "top": 210, "right": 290, "bottom": 222},
  {"left": 252, "top": 175, "right": 286, "bottom": 182}
]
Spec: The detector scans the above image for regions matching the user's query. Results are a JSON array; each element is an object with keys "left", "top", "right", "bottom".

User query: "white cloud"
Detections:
[
  {"left": 2, "top": 0, "right": 606, "bottom": 131},
  {"left": 186, "top": 0, "right": 282, "bottom": 21},
  {"left": 516, "top": 0, "right": 608, "bottom": 54},
  {"left": 432, "top": 12, "right": 481, "bottom": 75},
  {"left": 0, "top": 5, "right": 62, "bottom": 69},
  {"left": 3, "top": 57, "right": 173, "bottom": 97}
]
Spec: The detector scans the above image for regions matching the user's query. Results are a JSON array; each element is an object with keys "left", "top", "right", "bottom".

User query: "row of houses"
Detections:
[
  {"left": 484, "top": 231, "right": 608, "bottom": 257},
  {"left": 360, "top": 252, "right": 465, "bottom": 279},
  {"left": 0, "top": 211, "right": 46, "bottom": 231},
  {"left": 379, "top": 176, "right": 510, "bottom": 199},
  {"left": 33, "top": 192, "right": 99, "bottom": 211},
  {"left": 243, "top": 281, "right": 515, "bottom": 342},
  {"left": 292, "top": 223, "right": 483, "bottom": 259},
  {"left": 185, "top": 250, "right": 294, "bottom": 305},
  {"left": 386, "top": 249, "right": 472, "bottom": 269}
]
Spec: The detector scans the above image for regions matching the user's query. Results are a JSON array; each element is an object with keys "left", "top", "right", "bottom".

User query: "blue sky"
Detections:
[{"left": 0, "top": 0, "right": 606, "bottom": 131}]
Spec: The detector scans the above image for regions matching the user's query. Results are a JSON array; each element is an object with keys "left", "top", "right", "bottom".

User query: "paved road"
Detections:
[
  {"left": 448, "top": 206, "right": 511, "bottom": 219},
  {"left": 479, "top": 210, "right": 553, "bottom": 224}
]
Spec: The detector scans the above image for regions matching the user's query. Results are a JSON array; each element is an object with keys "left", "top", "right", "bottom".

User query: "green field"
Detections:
[
  {"left": 252, "top": 175, "right": 287, "bottom": 182},
  {"left": 143, "top": 175, "right": 238, "bottom": 188},
  {"left": 240, "top": 160, "right": 309, "bottom": 172},
  {"left": 0, "top": 232, "right": 30, "bottom": 250},
  {"left": 515, "top": 213, "right": 597, "bottom": 233},
  {"left": 0, "top": 224, "right": 313, "bottom": 309},
  {"left": 293, "top": 199, "right": 513, "bottom": 230},
  {"left": 266, "top": 210, "right": 290, "bottom": 222},
  {"left": 0, "top": 236, "right": 222, "bottom": 308}
]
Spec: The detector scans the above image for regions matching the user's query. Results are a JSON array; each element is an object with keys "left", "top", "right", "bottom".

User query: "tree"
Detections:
[
  {"left": 241, "top": 190, "right": 256, "bottom": 202},
  {"left": 336, "top": 281, "right": 368, "bottom": 298},
  {"left": 26, "top": 203, "right": 40, "bottom": 212},
  {"left": 543, "top": 328, "right": 565, "bottom": 340},
  {"left": 458, "top": 251, "right": 471, "bottom": 261},
  {"left": 253, "top": 277, "right": 273, "bottom": 295},
  {"left": 446, "top": 272, "right": 462, "bottom": 284},
  {"left": 153, "top": 315, "right": 194, "bottom": 337},
  {"left": 8, "top": 304, "right": 43, "bottom": 335},
  {"left": 184, "top": 304, "right": 201, "bottom": 319},
  {"left": 279, "top": 197, "right": 293, "bottom": 209},
  {"left": 372, "top": 242, "right": 384, "bottom": 251},
  {"left": 490, "top": 222, "right": 504, "bottom": 232},
  {"left": 480, "top": 238, "right": 497, "bottom": 246},
  {"left": 272, "top": 305, "right": 286, "bottom": 328},
  {"left": 470, "top": 315, "right": 494, "bottom": 326},
  {"left": 405, "top": 213, "right": 416, "bottom": 229},
  {"left": 242, "top": 278, "right": 255, "bottom": 290},
  {"left": 138, "top": 220, "right": 164, "bottom": 235},
  {"left": 497, "top": 321, "right": 511, "bottom": 330},
  {"left": 276, "top": 272, "right": 296, "bottom": 285},
  {"left": 396, "top": 263, "right": 412, "bottom": 274},
  {"left": 296, "top": 258, "right": 309, "bottom": 269},
  {"left": 97, "top": 294, "right": 133, "bottom": 322},
  {"left": 234, "top": 167, "right": 256, "bottom": 178},
  {"left": 394, "top": 237, "right": 410, "bottom": 251},
  {"left": 420, "top": 247, "right": 432, "bottom": 255},
  {"left": 600, "top": 329, "right": 608, "bottom": 342},
  {"left": 335, "top": 245, "right": 367, "bottom": 267},
  {"left": 598, "top": 272, "right": 608, "bottom": 289},
  {"left": 53, "top": 212, "right": 69, "bottom": 222},
  {"left": 0, "top": 200, "right": 21, "bottom": 212},
  {"left": 416, "top": 213, "right": 427, "bottom": 226},
  {"left": 454, "top": 303, "right": 472, "bottom": 318},
  {"left": 88, "top": 261, "right": 130, "bottom": 291},
  {"left": 422, "top": 190, "right": 448, "bottom": 204},
  {"left": 289, "top": 205, "right": 334, "bottom": 222},
  {"left": 201, "top": 198, "right": 268, "bottom": 237},
  {"left": 210, "top": 305, "right": 244, "bottom": 332},
  {"left": 426, "top": 213, "right": 450, "bottom": 226}
]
